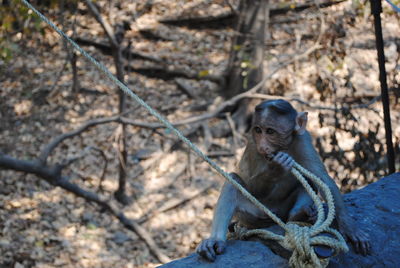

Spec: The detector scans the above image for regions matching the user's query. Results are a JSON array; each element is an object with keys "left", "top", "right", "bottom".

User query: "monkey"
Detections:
[{"left": 197, "top": 99, "right": 370, "bottom": 261}]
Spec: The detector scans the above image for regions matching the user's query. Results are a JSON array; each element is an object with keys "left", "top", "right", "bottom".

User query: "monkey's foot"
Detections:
[{"left": 196, "top": 238, "right": 226, "bottom": 261}]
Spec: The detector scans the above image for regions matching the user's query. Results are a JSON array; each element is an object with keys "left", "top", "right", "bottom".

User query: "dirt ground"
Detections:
[{"left": 0, "top": 1, "right": 399, "bottom": 267}]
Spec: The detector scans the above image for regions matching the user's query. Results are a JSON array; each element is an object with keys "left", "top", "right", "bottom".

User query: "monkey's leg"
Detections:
[
  {"left": 288, "top": 190, "right": 314, "bottom": 222},
  {"left": 288, "top": 191, "right": 336, "bottom": 259},
  {"left": 196, "top": 173, "right": 242, "bottom": 261}
]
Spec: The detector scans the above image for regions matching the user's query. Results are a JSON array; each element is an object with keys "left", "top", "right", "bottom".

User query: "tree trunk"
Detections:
[
  {"left": 224, "top": 0, "right": 269, "bottom": 133},
  {"left": 225, "top": 0, "right": 267, "bottom": 98}
]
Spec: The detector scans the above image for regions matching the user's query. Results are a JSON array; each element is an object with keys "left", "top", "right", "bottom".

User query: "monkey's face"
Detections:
[{"left": 252, "top": 112, "right": 295, "bottom": 160}]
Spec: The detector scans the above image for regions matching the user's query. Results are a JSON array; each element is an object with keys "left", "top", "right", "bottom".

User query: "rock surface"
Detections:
[{"left": 159, "top": 172, "right": 400, "bottom": 268}]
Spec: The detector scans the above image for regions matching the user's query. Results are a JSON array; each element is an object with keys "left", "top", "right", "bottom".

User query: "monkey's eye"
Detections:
[
  {"left": 266, "top": 128, "right": 275, "bottom": 134},
  {"left": 254, "top": 127, "right": 262, "bottom": 134}
]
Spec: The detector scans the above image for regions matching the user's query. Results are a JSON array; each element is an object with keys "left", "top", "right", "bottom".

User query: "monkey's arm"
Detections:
[
  {"left": 296, "top": 133, "right": 370, "bottom": 255},
  {"left": 270, "top": 152, "right": 316, "bottom": 222},
  {"left": 210, "top": 181, "right": 238, "bottom": 240},
  {"left": 196, "top": 174, "right": 241, "bottom": 261}
]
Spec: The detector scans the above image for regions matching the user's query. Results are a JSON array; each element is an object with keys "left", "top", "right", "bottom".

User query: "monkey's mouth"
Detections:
[{"left": 264, "top": 153, "right": 274, "bottom": 161}]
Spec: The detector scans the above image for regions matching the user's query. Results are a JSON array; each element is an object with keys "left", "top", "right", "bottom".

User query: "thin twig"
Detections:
[
  {"left": 138, "top": 184, "right": 213, "bottom": 224},
  {"left": 90, "top": 147, "right": 109, "bottom": 192},
  {"left": 201, "top": 122, "right": 212, "bottom": 153},
  {"left": 59, "top": 146, "right": 92, "bottom": 168},
  {"left": 39, "top": 116, "right": 119, "bottom": 163},
  {"left": 225, "top": 113, "right": 238, "bottom": 153},
  {"left": 207, "top": 151, "right": 235, "bottom": 157},
  {"left": 84, "top": 0, "right": 118, "bottom": 47},
  {"left": 224, "top": 0, "right": 239, "bottom": 16}
]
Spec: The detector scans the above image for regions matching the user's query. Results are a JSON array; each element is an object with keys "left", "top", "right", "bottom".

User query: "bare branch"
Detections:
[
  {"left": 89, "top": 147, "right": 109, "bottom": 192},
  {"left": 201, "top": 122, "right": 212, "bottom": 153},
  {"left": 84, "top": 0, "right": 118, "bottom": 47},
  {"left": 39, "top": 116, "right": 120, "bottom": 163},
  {"left": 224, "top": 0, "right": 239, "bottom": 16},
  {"left": 75, "top": 37, "right": 162, "bottom": 62},
  {"left": 56, "top": 173, "right": 171, "bottom": 263},
  {"left": 0, "top": 153, "right": 171, "bottom": 263},
  {"left": 0, "top": 153, "right": 60, "bottom": 182},
  {"left": 37, "top": 115, "right": 182, "bottom": 164},
  {"left": 138, "top": 184, "right": 213, "bottom": 224},
  {"left": 245, "top": 93, "right": 339, "bottom": 110},
  {"left": 38, "top": 87, "right": 382, "bottom": 166},
  {"left": 207, "top": 151, "right": 235, "bottom": 157},
  {"left": 59, "top": 146, "right": 93, "bottom": 169},
  {"left": 270, "top": 0, "right": 346, "bottom": 16},
  {"left": 225, "top": 112, "right": 239, "bottom": 152}
]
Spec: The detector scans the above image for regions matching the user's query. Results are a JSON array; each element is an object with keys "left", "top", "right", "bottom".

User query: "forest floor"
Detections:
[{"left": 0, "top": 0, "right": 399, "bottom": 267}]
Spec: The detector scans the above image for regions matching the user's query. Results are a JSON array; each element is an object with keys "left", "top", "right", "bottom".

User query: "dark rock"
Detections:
[
  {"left": 159, "top": 173, "right": 400, "bottom": 268},
  {"left": 160, "top": 240, "right": 287, "bottom": 268}
]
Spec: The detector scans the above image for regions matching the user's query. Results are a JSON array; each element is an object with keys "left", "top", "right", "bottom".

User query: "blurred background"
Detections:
[{"left": 0, "top": 0, "right": 399, "bottom": 267}]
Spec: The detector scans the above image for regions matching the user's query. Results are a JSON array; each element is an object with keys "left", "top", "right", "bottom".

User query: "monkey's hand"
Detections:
[
  {"left": 272, "top": 152, "right": 294, "bottom": 171},
  {"left": 196, "top": 238, "right": 226, "bottom": 261},
  {"left": 338, "top": 216, "right": 371, "bottom": 256},
  {"left": 288, "top": 203, "right": 315, "bottom": 222}
]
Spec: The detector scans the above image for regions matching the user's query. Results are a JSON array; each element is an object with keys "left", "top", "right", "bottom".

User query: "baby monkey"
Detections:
[{"left": 197, "top": 99, "right": 370, "bottom": 261}]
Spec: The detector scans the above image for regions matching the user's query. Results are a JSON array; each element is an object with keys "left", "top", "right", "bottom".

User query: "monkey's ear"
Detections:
[{"left": 295, "top": 112, "right": 308, "bottom": 135}]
